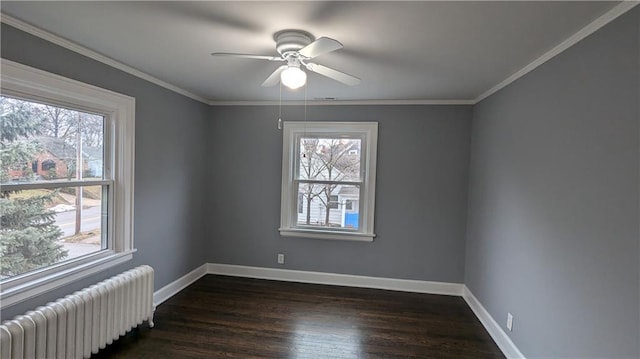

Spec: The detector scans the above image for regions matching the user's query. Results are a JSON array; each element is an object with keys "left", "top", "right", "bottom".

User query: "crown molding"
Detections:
[
  {"left": 474, "top": 1, "right": 640, "bottom": 104},
  {"left": 0, "top": 13, "right": 210, "bottom": 105},
  {"left": 207, "top": 99, "right": 475, "bottom": 106}
]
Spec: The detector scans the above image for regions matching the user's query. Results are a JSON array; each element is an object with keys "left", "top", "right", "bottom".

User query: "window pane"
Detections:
[
  {"left": 0, "top": 96, "right": 104, "bottom": 184},
  {"left": 296, "top": 183, "right": 360, "bottom": 230},
  {"left": 298, "top": 137, "right": 361, "bottom": 182},
  {"left": 297, "top": 193, "right": 304, "bottom": 214},
  {"left": 0, "top": 185, "right": 106, "bottom": 280}
]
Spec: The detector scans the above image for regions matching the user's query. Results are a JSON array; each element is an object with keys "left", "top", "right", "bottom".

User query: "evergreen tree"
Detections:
[{"left": 1, "top": 97, "right": 67, "bottom": 278}]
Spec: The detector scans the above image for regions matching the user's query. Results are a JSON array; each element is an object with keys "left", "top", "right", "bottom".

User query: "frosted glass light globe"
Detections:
[{"left": 281, "top": 66, "right": 307, "bottom": 89}]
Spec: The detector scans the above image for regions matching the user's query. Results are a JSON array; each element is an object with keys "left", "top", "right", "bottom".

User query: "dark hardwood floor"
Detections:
[{"left": 93, "top": 275, "right": 504, "bottom": 358}]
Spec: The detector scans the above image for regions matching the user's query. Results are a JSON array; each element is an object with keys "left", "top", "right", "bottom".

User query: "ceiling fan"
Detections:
[{"left": 211, "top": 30, "right": 360, "bottom": 90}]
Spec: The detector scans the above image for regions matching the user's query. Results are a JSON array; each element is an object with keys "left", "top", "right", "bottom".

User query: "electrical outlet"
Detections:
[
  {"left": 506, "top": 313, "right": 513, "bottom": 331},
  {"left": 277, "top": 253, "right": 285, "bottom": 264}
]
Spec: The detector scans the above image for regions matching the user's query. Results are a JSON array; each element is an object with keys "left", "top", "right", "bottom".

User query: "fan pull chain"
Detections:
[
  {"left": 302, "top": 81, "right": 308, "bottom": 158},
  {"left": 277, "top": 81, "right": 283, "bottom": 130}
]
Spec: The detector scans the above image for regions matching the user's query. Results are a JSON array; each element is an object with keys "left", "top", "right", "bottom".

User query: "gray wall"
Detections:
[
  {"left": 465, "top": 8, "right": 639, "bottom": 358},
  {"left": 1, "top": 24, "right": 210, "bottom": 319},
  {"left": 207, "top": 105, "right": 472, "bottom": 283}
]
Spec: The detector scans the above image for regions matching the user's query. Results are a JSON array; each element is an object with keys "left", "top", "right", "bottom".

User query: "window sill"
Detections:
[
  {"left": 0, "top": 249, "right": 135, "bottom": 309},
  {"left": 279, "top": 228, "right": 375, "bottom": 242}
]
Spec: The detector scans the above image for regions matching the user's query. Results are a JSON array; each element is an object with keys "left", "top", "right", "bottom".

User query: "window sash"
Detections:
[
  {"left": 293, "top": 180, "right": 364, "bottom": 231},
  {"left": 1, "top": 181, "right": 116, "bottom": 294},
  {"left": 294, "top": 134, "right": 366, "bottom": 183},
  {"left": 1, "top": 166, "right": 112, "bottom": 282}
]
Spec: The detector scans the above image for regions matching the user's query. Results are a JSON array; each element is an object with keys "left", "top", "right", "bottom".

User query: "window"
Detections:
[
  {"left": 345, "top": 200, "right": 353, "bottom": 211},
  {"left": 329, "top": 195, "right": 339, "bottom": 209},
  {"left": 0, "top": 59, "right": 135, "bottom": 308},
  {"left": 280, "top": 122, "right": 378, "bottom": 242},
  {"left": 41, "top": 159, "right": 56, "bottom": 171}
]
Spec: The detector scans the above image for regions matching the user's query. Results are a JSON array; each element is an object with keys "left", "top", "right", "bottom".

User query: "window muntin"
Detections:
[
  {"left": 0, "top": 59, "right": 134, "bottom": 308},
  {"left": 280, "top": 122, "right": 377, "bottom": 242}
]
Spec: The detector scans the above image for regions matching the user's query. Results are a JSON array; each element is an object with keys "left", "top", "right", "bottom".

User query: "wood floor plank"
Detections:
[{"left": 93, "top": 275, "right": 504, "bottom": 358}]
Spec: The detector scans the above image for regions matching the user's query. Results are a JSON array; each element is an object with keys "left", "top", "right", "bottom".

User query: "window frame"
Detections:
[
  {"left": 0, "top": 59, "right": 135, "bottom": 308},
  {"left": 279, "top": 121, "right": 378, "bottom": 242}
]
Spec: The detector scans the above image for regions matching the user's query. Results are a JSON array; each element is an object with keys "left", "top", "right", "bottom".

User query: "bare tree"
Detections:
[
  {"left": 315, "top": 139, "right": 360, "bottom": 226},
  {"left": 79, "top": 114, "right": 104, "bottom": 148},
  {"left": 40, "top": 105, "right": 74, "bottom": 140},
  {"left": 40, "top": 105, "right": 103, "bottom": 148},
  {"left": 299, "top": 138, "right": 325, "bottom": 225}
]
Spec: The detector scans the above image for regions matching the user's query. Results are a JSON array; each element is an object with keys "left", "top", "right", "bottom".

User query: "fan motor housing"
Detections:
[{"left": 274, "top": 30, "right": 314, "bottom": 57}]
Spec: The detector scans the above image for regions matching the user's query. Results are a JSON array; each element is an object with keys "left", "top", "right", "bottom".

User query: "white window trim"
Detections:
[
  {"left": 279, "top": 121, "right": 378, "bottom": 242},
  {"left": 0, "top": 59, "right": 135, "bottom": 308}
]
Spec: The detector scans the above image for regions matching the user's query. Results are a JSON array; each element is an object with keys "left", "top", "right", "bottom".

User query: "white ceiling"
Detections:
[{"left": 0, "top": 1, "right": 623, "bottom": 103}]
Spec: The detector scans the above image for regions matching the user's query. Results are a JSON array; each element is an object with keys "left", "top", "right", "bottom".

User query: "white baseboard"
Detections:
[
  {"left": 152, "top": 263, "right": 524, "bottom": 359},
  {"left": 463, "top": 285, "right": 526, "bottom": 359},
  {"left": 153, "top": 263, "right": 208, "bottom": 306},
  {"left": 206, "top": 263, "right": 463, "bottom": 296}
]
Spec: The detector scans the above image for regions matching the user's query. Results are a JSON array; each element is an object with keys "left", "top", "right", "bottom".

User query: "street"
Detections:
[
  {"left": 54, "top": 205, "right": 102, "bottom": 237},
  {"left": 54, "top": 205, "right": 103, "bottom": 258}
]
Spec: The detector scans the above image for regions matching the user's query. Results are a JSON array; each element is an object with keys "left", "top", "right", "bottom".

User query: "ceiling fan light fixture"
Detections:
[
  {"left": 212, "top": 30, "right": 359, "bottom": 88},
  {"left": 281, "top": 66, "right": 307, "bottom": 89}
]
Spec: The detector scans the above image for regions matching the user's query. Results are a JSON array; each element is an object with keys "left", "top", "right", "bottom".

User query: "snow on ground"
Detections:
[{"left": 51, "top": 204, "right": 75, "bottom": 213}]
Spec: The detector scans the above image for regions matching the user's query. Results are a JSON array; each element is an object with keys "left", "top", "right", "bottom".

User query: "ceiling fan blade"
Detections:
[
  {"left": 261, "top": 65, "right": 288, "bottom": 87},
  {"left": 298, "top": 37, "right": 343, "bottom": 58},
  {"left": 305, "top": 63, "right": 360, "bottom": 86},
  {"left": 211, "top": 52, "right": 283, "bottom": 61}
]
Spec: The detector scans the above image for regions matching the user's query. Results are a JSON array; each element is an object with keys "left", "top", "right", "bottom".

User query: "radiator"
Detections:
[{"left": 1, "top": 265, "right": 155, "bottom": 359}]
